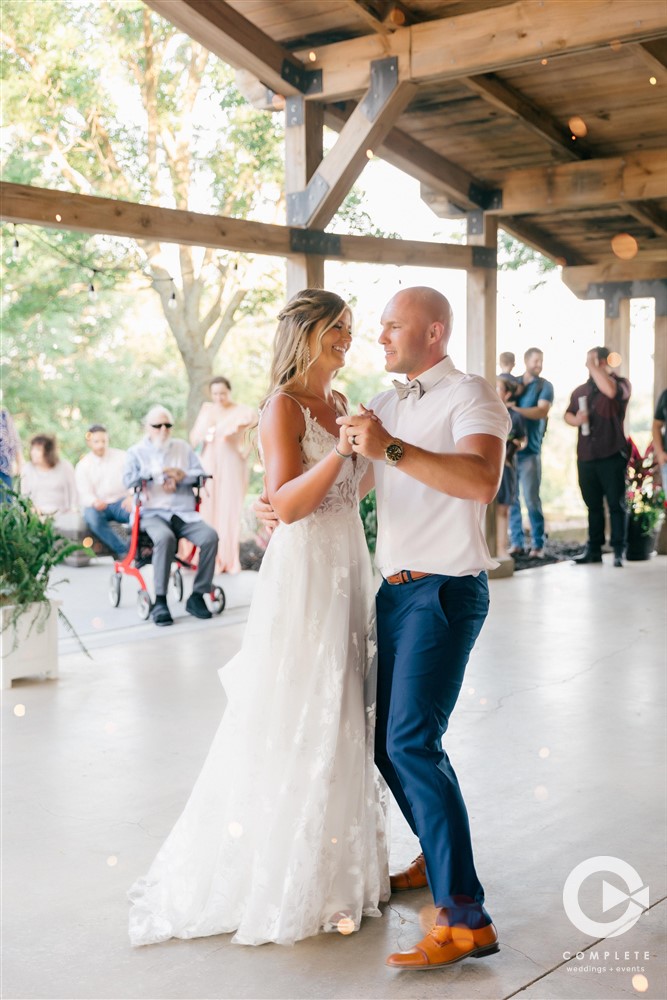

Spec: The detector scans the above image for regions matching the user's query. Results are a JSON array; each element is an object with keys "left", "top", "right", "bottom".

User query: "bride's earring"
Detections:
[{"left": 301, "top": 345, "right": 311, "bottom": 374}]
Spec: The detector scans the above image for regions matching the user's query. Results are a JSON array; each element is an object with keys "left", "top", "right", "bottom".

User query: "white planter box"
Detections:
[{"left": 1, "top": 600, "right": 61, "bottom": 689}]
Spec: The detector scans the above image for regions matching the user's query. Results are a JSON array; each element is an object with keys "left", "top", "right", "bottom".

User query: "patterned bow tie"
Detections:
[{"left": 393, "top": 378, "right": 424, "bottom": 400}]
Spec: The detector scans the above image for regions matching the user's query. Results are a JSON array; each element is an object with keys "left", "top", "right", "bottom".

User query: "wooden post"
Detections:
[
  {"left": 285, "top": 97, "right": 324, "bottom": 297},
  {"left": 466, "top": 212, "right": 497, "bottom": 382},
  {"left": 466, "top": 212, "right": 507, "bottom": 568},
  {"left": 603, "top": 293, "right": 631, "bottom": 378},
  {"left": 654, "top": 312, "right": 667, "bottom": 403}
]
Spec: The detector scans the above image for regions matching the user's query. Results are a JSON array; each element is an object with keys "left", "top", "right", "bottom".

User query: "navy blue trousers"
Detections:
[{"left": 375, "top": 572, "right": 492, "bottom": 929}]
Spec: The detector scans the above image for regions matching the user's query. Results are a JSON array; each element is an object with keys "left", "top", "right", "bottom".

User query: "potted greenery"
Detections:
[
  {"left": 0, "top": 490, "right": 86, "bottom": 688},
  {"left": 625, "top": 441, "right": 666, "bottom": 561}
]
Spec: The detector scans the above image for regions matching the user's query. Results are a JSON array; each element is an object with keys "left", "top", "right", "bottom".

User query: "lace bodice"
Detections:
[{"left": 259, "top": 399, "right": 368, "bottom": 515}]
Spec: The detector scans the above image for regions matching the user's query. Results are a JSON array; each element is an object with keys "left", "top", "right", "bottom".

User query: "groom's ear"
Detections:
[{"left": 428, "top": 321, "right": 445, "bottom": 344}]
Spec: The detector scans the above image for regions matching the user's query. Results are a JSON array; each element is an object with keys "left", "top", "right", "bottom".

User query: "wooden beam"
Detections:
[
  {"left": 562, "top": 260, "right": 667, "bottom": 296},
  {"left": 340, "top": 0, "right": 392, "bottom": 37},
  {"left": 301, "top": 1, "right": 667, "bottom": 101},
  {"left": 654, "top": 313, "right": 667, "bottom": 404},
  {"left": 498, "top": 219, "right": 590, "bottom": 266},
  {"left": 461, "top": 73, "right": 589, "bottom": 161},
  {"left": 324, "top": 103, "right": 486, "bottom": 210},
  {"left": 145, "top": 0, "right": 311, "bottom": 96},
  {"left": 0, "top": 182, "right": 485, "bottom": 269},
  {"left": 605, "top": 297, "right": 631, "bottom": 378},
  {"left": 285, "top": 98, "right": 325, "bottom": 296},
  {"left": 290, "top": 76, "right": 417, "bottom": 229},
  {"left": 491, "top": 149, "right": 667, "bottom": 216},
  {"left": 624, "top": 201, "right": 667, "bottom": 238}
]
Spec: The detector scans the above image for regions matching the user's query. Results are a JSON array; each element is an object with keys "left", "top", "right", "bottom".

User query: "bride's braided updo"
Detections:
[{"left": 262, "top": 288, "right": 350, "bottom": 406}]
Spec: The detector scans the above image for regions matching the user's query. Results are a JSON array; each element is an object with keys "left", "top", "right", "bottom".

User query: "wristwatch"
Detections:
[{"left": 385, "top": 439, "right": 404, "bottom": 466}]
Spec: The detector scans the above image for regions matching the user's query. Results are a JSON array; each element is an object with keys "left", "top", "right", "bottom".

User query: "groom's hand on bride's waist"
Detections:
[
  {"left": 253, "top": 494, "right": 280, "bottom": 534},
  {"left": 338, "top": 404, "right": 389, "bottom": 460}
]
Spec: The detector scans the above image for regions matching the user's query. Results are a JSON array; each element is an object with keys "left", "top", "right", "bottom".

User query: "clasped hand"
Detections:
[
  {"left": 162, "top": 466, "right": 185, "bottom": 493},
  {"left": 337, "top": 404, "right": 390, "bottom": 459}
]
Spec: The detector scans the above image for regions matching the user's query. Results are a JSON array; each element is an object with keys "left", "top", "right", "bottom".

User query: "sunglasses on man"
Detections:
[{"left": 151, "top": 422, "right": 173, "bottom": 429}]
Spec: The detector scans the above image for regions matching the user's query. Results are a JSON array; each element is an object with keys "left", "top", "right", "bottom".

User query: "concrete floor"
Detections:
[{"left": 2, "top": 557, "right": 666, "bottom": 1000}]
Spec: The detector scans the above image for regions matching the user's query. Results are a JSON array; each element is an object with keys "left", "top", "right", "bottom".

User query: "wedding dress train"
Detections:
[{"left": 128, "top": 403, "right": 389, "bottom": 946}]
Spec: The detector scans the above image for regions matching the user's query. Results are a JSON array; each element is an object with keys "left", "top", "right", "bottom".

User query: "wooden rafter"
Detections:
[
  {"left": 461, "top": 74, "right": 590, "bottom": 162},
  {"left": 0, "top": 182, "right": 491, "bottom": 270},
  {"left": 623, "top": 201, "right": 667, "bottom": 239},
  {"left": 562, "top": 259, "right": 667, "bottom": 296},
  {"left": 145, "top": 0, "right": 309, "bottom": 96},
  {"left": 298, "top": 0, "right": 667, "bottom": 101},
  {"left": 489, "top": 149, "right": 667, "bottom": 216},
  {"left": 636, "top": 39, "right": 667, "bottom": 83}
]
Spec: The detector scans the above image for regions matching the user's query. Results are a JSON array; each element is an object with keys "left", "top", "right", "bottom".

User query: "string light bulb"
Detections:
[
  {"left": 12, "top": 225, "right": 19, "bottom": 260},
  {"left": 88, "top": 269, "right": 98, "bottom": 301},
  {"left": 167, "top": 285, "right": 177, "bottom": 310}
]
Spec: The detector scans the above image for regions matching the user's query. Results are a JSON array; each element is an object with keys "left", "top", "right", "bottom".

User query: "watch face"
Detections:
[{"left": 386, "top": 442, "right": 403, "bottom": 463}]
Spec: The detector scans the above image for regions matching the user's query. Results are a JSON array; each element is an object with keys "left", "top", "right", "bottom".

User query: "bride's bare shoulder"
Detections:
[{"left": 260, "top": 392, "right": 306, "bottom": 436}]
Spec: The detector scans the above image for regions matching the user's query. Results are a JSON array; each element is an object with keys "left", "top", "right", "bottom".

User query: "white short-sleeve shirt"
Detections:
[{"left": 370, "top": 355, "right": 511, "bottom": 578}]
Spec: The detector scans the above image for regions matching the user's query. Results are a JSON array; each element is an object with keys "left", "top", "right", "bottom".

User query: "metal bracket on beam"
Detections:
[
  {"left": 472, "top": 246, "right": 498, "bottom": 269},
  {"left": 468, "top": 184, "right": 502, "bottom": 211},
  {"left": 586, "top": 279, "right": 667, "bottom": 317},
  {"left": 289, "top": 229, "right": 342, "bottom": 256},
  {"left": 287, "top": 174, "right": 331, "bottom": 227},
  {"left": 467, "top": 211, "right": 484, "bottom": 236},
  {"left": 285, "top": 96, "right": 304, "bottom": 128},
  {"left": 281, "top": 59, "right": 322, "bottom": 96},
  {"left": 359, "top": 56, "right": 399, "bottom": 122}
]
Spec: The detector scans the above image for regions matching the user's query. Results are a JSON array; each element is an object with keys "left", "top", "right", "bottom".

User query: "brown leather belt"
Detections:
[{"left": 385, "top": 570, "right": 433, "bottom": 585}]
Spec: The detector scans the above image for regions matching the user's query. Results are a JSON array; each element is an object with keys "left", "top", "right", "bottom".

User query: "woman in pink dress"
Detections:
[{"left": 190, "top": 377, "right": 257, "bottom": 573}]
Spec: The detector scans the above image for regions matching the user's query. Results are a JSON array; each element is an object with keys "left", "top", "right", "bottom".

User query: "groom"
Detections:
[
  {"left": 338, "top": 286, "right": 508, "bottom": 969},
  {"left": 258, "top": 286, "right": 509, "bottom": 968}
]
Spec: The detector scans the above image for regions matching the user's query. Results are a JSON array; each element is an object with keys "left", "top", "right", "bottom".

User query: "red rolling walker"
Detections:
[{"left": 108, "top": 475, "right": 225, "bottom": 620}]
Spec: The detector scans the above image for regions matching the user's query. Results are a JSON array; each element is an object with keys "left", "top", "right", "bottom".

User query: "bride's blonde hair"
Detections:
[{"left": 262, "top": 288, "right": 350, "bottom": 406}]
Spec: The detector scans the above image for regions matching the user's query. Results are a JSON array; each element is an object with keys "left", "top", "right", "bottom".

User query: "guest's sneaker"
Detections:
[
  {"left": 613, "top": 550, "right": 624, "bottom": 567},
  {"left": 508, "top": 545, "right": 524, "bottom": 556},
  {"left": 150, "top": 602, "right": 173, "bottom": 627},
  {"left": 186, "top": 592, "right": 213, "bottom": 619},
  {"left": 386, "top": 920, "right": 499, "bottom": 969},
  {"left": 390, "top": 852, "right": 428, "bottom": 892},
  {"left": 529, "top": 548, "right": 545, "bottom": 558}
]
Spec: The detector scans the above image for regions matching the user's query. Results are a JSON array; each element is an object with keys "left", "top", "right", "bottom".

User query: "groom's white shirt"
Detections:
[{"left": 369, "top": 355, "right": 510, "bottom": 579}]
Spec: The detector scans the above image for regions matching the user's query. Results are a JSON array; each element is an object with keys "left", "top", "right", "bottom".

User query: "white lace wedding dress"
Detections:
[{"left": 128, "top": 403, "right": 390, "bottom": 947}]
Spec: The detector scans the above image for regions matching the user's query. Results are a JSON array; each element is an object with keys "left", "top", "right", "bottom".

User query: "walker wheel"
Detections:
[
  {"left": 137, "top": 590, "right": 151, "bottom": 620},
  {"left": 172, "top": 568, "right": 184, "bottom": 603},
  {"left": 108, "top": 572, "right": 122, "bottom": 608},
  {"left": 209, "top": 585, "right": 226, "bottom": 615}
]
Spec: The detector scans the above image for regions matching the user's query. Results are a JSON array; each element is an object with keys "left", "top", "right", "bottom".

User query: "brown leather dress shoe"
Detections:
[
  {"left": 389, "top": 852, "right": 428, "bottom": 892},
  {"left": 386, "top": 921, "right": 499, "bottom": 969}
]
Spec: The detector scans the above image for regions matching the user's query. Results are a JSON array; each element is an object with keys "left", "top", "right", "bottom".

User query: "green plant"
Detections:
[
  {"left": 626, "top": 440, "right": 666, "bottom": 536},
  {"left": 359, "top": 489, "right": 377, "bottom": 555},
  {"left": 0, "top": 490, "right": 89, "bottom": 652}
]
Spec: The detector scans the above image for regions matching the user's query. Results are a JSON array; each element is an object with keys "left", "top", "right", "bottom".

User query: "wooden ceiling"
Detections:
[{"left": 145, "top": 0, "right": 667, "bottom": 283}]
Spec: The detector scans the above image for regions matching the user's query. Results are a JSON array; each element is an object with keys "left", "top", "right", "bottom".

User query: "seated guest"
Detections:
[
  {"left": 75, "top": 424, "right": 131, "bottom": 558},
  {"left": 123, "top": 405, "right": 218, "bottom": 627},
  {"left": 21, "top": 434, "right": 80, "bottom": 531}
]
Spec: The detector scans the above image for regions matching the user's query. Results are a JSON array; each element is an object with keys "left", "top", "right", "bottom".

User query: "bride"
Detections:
[{"left": 128, "top": 289, "right": 389, "bottom": 947}]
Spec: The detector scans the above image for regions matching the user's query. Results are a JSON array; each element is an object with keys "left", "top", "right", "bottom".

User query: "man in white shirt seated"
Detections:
[
  {"left": 75, "top": 424, "right": 131, "bottom": 558},
  {"left": 123, "top": 405, "right": 218, "bottom": 627}
]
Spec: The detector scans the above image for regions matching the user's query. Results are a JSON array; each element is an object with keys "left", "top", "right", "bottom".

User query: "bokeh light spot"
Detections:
[
  {"left": 632, "top": 974, "right": 649, "bottom": 993},
  {"left": 540, "top": 58, "right": 548, "bottom": 65},
  {"left": 468, "top": 686, "right": 475, "bottom": 695},
  {"left": 228, "top": 821, "right": 243, "bottom": 838},
  {"left": 568, "top": 116, "right": 587, "bottom": 138},
  {"left": 649, "top": 76, "right": 657, "bottom": 86},
  {"left": 106, "top": 855, "right": 118, "bottom": 866},
  {"left": 607, "top": 352, "right": 622, "bottom": 368},
  {"left": 365, "top": 148, "right": 374, "bottom": 159},
  {"left": 539, "top": 746, "right": 550, "bottom": 759},
  {"left": 271, "top": 94, "right": 286, "bottom": 111},
  {"left": 337, "top": 916, "right": 355, "bottom": 935},
  {"left": 308, "top": 51, "right": 317, "bottom": 62},
  {"left": 13, "top": 704, "right": 26, "bottom": 717},
  {"left": 452, "top": 924, "right": 475, "bottom": 951},
  {"left": 534, "top": 785, "right": 549, "bottom": 801},
  {"left": 55, "top": 213, "right": 62, "bottom": 222},
  {"left": 611, "top": 232, "right": 638, "bottom": 260},
  {"left": 92, "top": 617, "right": 105, "bottom": 629},
  {"left": 479, "top": 697, "right": 488, "bottom": 705},
  {"left": 331, "top": 837, "right": 338, "bottom": 844},
  {"left": 82, "top": 536, "right": 94, "bottom": 548},
  {"left": 390, "top": 8, "right": 406, "bottom": 24}
]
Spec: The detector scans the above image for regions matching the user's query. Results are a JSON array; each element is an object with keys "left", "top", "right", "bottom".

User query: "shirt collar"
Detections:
[{"left": 409, "top": 355, "right": 455, "bottom": 395}]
